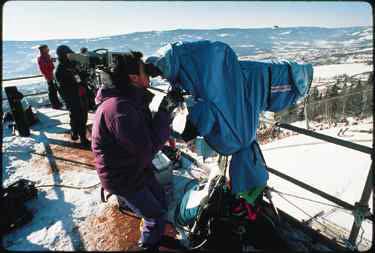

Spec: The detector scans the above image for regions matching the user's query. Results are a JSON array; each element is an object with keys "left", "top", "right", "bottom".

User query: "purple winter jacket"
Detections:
[{"left": 91, "top": 84, "right": 172, "bottom": 195}]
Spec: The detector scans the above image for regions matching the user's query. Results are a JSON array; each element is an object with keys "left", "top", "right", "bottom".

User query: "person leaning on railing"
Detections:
[{"left": 37, "top": 44, "right": 63, "bottom": 109}]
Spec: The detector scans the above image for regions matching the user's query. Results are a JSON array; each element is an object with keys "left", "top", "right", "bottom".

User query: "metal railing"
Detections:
[
  {"left": 275, "top": 123, "right": 373, "bottom": 155},
  {"left": 2, "top": 74, "right": 168, "bottom": 102},
  {"left": 2, "top": 75, "right": 48, "bottom": 102},
  {"left": 272, "top": 122, "right": 373, "bottom": 246},
  {"left": 3, "top": 74, "right": 43, "bottom": 82}
]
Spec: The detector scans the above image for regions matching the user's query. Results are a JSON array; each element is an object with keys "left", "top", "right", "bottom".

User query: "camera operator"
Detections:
[
  {"left": 91, "top": 51, "right": 183, "bottom": 251},
  {"left": 55, "top": 45, "right": 90, "bottom": 147}
]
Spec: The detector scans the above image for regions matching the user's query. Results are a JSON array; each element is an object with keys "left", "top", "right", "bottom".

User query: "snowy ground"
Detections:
[
  {"left": 261, "top": 118, "right": 373, "bottom": 248},
  {"left": 1, "top": 102, "right": 218, "bottom": 250},
  {"left": 2, "top": 108, "right": 100, "bottom": 250},
  {"left": 313, "top": 63, "right": 373, "bottom": 80}
]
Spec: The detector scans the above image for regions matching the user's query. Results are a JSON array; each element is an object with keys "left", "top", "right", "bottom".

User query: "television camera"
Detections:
[
  {"left": 67, "top": 48, "right": 163, "bottom": 78},
  {"left": 67, "top": 48, "right": 129, "bottom": 71},
  {"left": 66, "top": 49, "right": 132, "bottom": 110},
  {"left": 65, "top": 48, "right": 174, "bottom": 111}
]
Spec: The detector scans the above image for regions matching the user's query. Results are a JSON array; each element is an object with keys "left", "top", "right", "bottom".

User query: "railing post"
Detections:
[
  {"left": 304, "top": 97, "right": 310, "bottom": 129},
  {"left": 348, "top": 161, "right": 373, "bottom": 245}
]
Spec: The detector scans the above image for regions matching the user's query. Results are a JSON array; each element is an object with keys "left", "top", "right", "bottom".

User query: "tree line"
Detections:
[{"left": 277, "top": 72, "right": 373, "bottom": 126}]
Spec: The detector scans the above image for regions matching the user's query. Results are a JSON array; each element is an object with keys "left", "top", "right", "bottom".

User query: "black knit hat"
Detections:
[
  {"left": 110, "top": 51, "right": 143, "bottom": 88},
  {"left": 118, "top": 51, "right": 143, "bottom": 74},
  {"left": 38, "top": 44, "right": 48, "bottom": 50},
  {"left": 56, "top": 45, "right": 74, "bottom": 58}
]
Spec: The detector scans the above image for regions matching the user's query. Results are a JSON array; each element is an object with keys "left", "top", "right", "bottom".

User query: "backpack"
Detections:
[
  {"left": 175, "top": 174, "right": 232, "bottom": 249},
  {"left": 0, "top": 179, "right": 37, "bottom": 235}
]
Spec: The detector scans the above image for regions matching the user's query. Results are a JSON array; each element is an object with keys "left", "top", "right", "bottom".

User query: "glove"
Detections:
[{"left": 158, "top": 88, "right": 184, "bottom": 114}]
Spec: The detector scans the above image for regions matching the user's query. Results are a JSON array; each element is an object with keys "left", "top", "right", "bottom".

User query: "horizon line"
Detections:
[{"left": 4, "top": 25, "right": 372, "bottom": 42}]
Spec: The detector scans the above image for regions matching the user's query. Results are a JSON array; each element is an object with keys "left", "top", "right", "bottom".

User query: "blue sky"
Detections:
[{"left": 3, "top": 1, "right": 372, "bottom": 41}]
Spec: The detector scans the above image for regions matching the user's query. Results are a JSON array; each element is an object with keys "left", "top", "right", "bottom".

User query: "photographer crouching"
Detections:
[
  {"left": 91, "top": 51, "right": 183, "bottom": 251},
  {"left": 55, "top": 45, "right": 90, "bottom": 147}
]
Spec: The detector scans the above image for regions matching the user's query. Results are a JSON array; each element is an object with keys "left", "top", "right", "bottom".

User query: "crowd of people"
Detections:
[
  {"left": 37, "top": 44, "right": 91, "bottom": 146},
  {"left": 30, "top": 35, "right": 359, "bottom": 252},
  {"left": 37, "top": 44, "right": 183, "bottom": 251},
  {"left": 34, "top": 40, "right": 316, "bottom": 252}
]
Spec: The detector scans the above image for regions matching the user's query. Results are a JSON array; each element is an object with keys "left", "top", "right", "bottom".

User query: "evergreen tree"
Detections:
[
  {"left": 309, "top": 87, "right": 320, "bottom": 120},
  {"left": 361, "top": 74, "right": 373, "bottom": 117},
  {"left": 327, "top": 82, "right": 340, "bottom": 122},
  {"left": 311, "top": 87, "right": 320, "bottom": 100},
  {"left": 297, "top": 104, "right": 305, "bottom": 121},
  {"left": 350, "top": 80, "right": 364, "bottom": 116},
  {"left": 367, "top": 72, "right": 373, "bottom": 87},
  {"left": 340, "top": 79, "right": 349, "bottom": 119},
  {"left": 343, "top": 74, "right": 350, "bottom": 86},
  {"left": 346, "top": 81, "right": 356, "bottom": 116}
]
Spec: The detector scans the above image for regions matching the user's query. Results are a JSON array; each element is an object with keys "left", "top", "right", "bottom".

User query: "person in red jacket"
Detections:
[{"left": 37, "top": 44, "right": 63, "bottom": 109}]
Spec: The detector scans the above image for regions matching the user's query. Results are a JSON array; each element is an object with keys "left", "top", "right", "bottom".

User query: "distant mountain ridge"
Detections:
[{"left": 3, "top": 26, "right": 372, "bottom": 79}]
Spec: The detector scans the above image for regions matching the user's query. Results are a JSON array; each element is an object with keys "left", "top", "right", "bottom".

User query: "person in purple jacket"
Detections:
[{"left": 91, "top": 51, "right": 182, "bottom": 251}]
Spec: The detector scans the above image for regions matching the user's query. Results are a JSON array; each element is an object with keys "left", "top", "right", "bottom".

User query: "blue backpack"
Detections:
[{"left": 175, "top": 180, "right": 204, "bottom": 227}]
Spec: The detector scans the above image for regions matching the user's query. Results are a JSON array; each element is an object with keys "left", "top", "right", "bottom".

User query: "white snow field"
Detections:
[
  {"left": 313, "top": 63, "right": 373, "bottom": 80},
  {"left": 261, "top": 119, "right": 373, "bottom": 248}
]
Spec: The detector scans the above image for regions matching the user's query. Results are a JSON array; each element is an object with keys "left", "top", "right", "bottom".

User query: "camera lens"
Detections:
[{"left": 145, "top": 63, "right": 162, "bottom": 77}]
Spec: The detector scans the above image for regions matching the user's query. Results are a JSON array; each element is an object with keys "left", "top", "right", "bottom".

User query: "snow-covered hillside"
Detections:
[
  {"left": 3, "top": 26, "right": 372, "bottom": 79},
  {"left": 313, "top": 63, "right": 373, "bottom": 80}
]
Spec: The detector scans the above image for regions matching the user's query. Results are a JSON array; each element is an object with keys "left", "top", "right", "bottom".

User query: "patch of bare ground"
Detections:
[
  {"left": 79, "top": 204, "right": 178, "bottom": 251},
  {"left": 30, "top": 143, "right": 95, "bottom": 174},
  {"left": 30, "top": 124, "right": 95, "bottom": 174}
]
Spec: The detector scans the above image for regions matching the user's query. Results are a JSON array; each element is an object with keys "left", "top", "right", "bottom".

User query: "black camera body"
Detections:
[
  {"left": 66, "top": 48, "right": 165, "bottom": 112},
  {"left": 68, "top": 49, "right": 130, "bottom": 72},
  {"left": 144, "top": 63, "right": 163, "bottom": 77}
]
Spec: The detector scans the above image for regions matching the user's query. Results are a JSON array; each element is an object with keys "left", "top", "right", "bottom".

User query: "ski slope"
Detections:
[{"left": 261, "top": 120, "right": 373, "bottom": 246}]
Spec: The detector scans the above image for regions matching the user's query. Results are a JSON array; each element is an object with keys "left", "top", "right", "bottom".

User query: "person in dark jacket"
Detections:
[
  {"left": 55, "top": 45, "right": 90, "bottom": 146},
  {"left": 37, "top": 44, "right": 63, "bottom": 109},
  {"left": 91, "top": 51, "right": 182, "bottom": 251}
]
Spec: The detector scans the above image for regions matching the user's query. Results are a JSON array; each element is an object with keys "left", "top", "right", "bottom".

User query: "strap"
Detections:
[{"left": 267, "top": 65, "right": 272, "bottom": 108}]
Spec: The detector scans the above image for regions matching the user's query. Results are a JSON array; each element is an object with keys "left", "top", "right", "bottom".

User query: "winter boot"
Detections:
[
  {"left": 71, "top": 131, "right": 78, "bottom": 141},
  {"left": 80, "top": 135, "right": 91, "bottom": 147}
]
